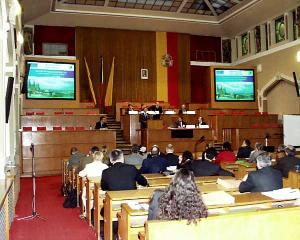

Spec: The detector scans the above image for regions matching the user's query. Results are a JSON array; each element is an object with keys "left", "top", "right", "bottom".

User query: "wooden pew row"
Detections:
[
  {"left": 121, "top": 192, "right": 298, "bottom": 240},
  {"left": 142, "top": 206, "right": 300, "bottom": 240},
  {"left": 95, "top": 180, "right": 239, "bottom": 240}
]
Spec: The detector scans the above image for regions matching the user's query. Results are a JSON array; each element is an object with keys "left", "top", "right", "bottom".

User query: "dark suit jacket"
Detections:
[
  {"left": 239, "top": 167, "right": 283, "bottom": 193},
  {"left": 190, "top": 160, "right": 234, "bottom": 177},
  {"left": 164, "top": 153, "right": 179, "bottom": 167},
  {"left": 101, "top": 162, "right": 148, "bottom": 191},
  {"left": 139, "top": 112, "right": 149, "bottom": 129},
  {"left": 174, "top": 120, "right": 187, "bottom": 128},
  {"left": 140, "top": 156, "right": 167, "bottom": 174},
  {"left": 148, "top": 106, "right": 163, "bottom": 120},
  {"left": 273, "top": 156, "right": 300, "bottom": 177},
  {"left": 95, "top": 121, "right": 108, "bottom": 129},
  {"left": 236, "top": 146, "right": 253, "bottom": 158}
]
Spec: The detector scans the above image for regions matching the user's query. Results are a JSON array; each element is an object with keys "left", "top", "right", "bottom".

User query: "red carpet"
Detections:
[{"left": 10, "top": 176, "right": 96, "bottom": 240}]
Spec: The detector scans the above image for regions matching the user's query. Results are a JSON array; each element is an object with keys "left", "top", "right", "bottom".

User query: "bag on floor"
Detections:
[
  {"left": 61, "top": 182, "right": 71, "bottom": 197},
  {"left": 63, "top": 188, "right": 77, "bottom": 208}
]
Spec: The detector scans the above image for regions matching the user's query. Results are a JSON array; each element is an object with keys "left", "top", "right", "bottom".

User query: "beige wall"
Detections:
[{"left": 240, "top": 44, "right": 300, "bottom": 114}]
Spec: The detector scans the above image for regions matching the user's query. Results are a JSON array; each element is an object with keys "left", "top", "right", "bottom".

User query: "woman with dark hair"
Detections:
[
  {"left": 177, "top": 150, "right": 193, "bottom": 169},
  {"left": 148, "top": 168, "right": 208, "bottom": 223},
  {"left": 215, "top": 141, "right": 236, "bottom": 164},
  {"left": 237, "top": 139, "right": 253, "bottom": 159}
]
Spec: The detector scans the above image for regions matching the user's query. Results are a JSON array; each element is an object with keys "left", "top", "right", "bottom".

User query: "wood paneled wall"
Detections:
[{"left": 76, "top": 28, "right": 157, "bottom": 107}]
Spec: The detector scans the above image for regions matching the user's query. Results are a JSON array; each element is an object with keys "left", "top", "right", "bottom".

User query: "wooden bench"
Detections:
[
  {"left": 119, "top": 192, "right": 297, "bottom": 240},
  {"left": 144, "top": 206, "right": 300, "bottom": 240}
]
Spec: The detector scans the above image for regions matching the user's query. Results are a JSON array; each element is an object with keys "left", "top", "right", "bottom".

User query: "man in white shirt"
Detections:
[{"left": 78, "top": 151, "right": 108, "bottom": 218}]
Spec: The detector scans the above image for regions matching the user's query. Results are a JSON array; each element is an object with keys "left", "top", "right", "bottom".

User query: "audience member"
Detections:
[
  {"left": 138, "top": 146, "right": 148, "bottom": 159},
  {"left": 125, "top": 144, "right": 144, "bottom": 166},
  {"left": 239, "top": 153, "right": 282, "bottom": 193},
  {"left": 78, "top": 151, "right": 108, "bottom": 218},
  {"left": 191, "top": 151, "right": 234, "bottom": 177},
  {"left": 215, "top": 142, "right": 236, "bottom": 164},
  {"left": 178, "top": 104, "right": 187, "bottom": 114},
  {"left": 163, "top": 144, "right": 179, "bottom": 167},
  {"left": 95, "top": 116, "right": 108, "bottom": 129},
  {"left": 249, "top": 142, "right": 265, "bottom": 163},
  {"left": 195, "top": 116, "right": 207, "bottom": 127},
  {"left": 101, "top": 145, "right": 110, "bottom": 166},
  {"left": 236, "top": 139, "right": 253, "bottom": 159},
  {"left": 101, "top": 149, "right": 148, "bottom": 191},
  {"left": 140, "top": 107, "right": 149, "bottom": 129},
  {"left": 177, "top": 150, "right": 193, "bottom": 169},
  {"left": 148, "top": 168, "right": 208, "bottom": 223},
  {"left": 272, "top": 144, "right": 287, "bottom": 161},
  {"left": 201, "top": 144, "right": 218, "bottom": 162},
  {"left": 174, "top": 116, "right": 187, "bottom": 128},
  {"left": 148, "top": 101, "right": 163, "bottom": 120},
  {"left": 78, "top": 146, "right": 99, "bottom": 171},
  {"left": 273, "top": 145, "right": 300, "bottom": 177},
  {"left": 68, "top": 147, "right": 85, "bottom": 171},
  {"left": 140, "top": 146, "right": 167, "bottom": 174}
]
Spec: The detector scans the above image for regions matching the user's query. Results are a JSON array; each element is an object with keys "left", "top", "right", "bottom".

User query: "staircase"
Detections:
[{"left": 106, "top": 115, "right": 132, "bottom": 155}]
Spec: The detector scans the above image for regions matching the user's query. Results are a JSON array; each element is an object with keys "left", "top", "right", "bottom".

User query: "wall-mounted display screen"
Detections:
[
  {"left": 26, "top": 61, "right": 76, "bottom": 100},
  {"left": 214, "top": 69, "right": 255, "bottom": 102}
]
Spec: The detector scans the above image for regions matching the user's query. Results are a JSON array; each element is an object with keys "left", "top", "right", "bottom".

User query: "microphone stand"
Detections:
[{"left": 18, "top": 143, "right": 46, "bottom": 221}]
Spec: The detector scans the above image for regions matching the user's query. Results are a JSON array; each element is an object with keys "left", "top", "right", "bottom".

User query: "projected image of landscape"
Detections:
[
  {"left": 215, "top": 69, "right": 255, "bottom": 101},
  {"left": 27, "top": 61, "right": 75, "bottom": 100}
]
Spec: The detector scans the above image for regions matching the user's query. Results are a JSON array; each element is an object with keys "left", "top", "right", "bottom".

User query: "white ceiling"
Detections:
[{"left": 21, "top": 0, "right": 300, "bottom": 37}]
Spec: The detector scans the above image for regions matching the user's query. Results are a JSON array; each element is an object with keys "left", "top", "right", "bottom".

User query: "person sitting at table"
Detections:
[
  {"left": 239, "top": 153, "right": 283, "bottom": 193},
  {"left": 78, "top": 151, "right": 108, "bottom": 219},
  {"left": 249, "top": 142, "right": 265, "bottom": 163},
  {"left": 191, "top": 149, "right": 234, "bottom": 177},
  {"left": 95, "top": 116, "right": 108, "bottom": 129},
  {"left": 101, "top": 149, "right": 148, "bottom": 191},
  {"left": 177, "top": 150, "right": 193, "bottom": 170},
  {"left": 148, "top": 168, "right": 208, "bottom": 222},
  {"left": 215, "top": 141, "right": 236, "bottom": 164},
  {"left": 125, "top": 144, "right": 144, "bottom": 167},
  {"left": 174, "top": 116, "right": 187, "bottom": 128},
  {"left": 148, "top": 101, "right": 163, "bottom": 120},
  {"left": 236, "top": 139, "right": 253, "bottom": 159},
  {"left": 140, "top": 107, "right": 150, "bottom": 129},
  {"left": 78, "top": 146, "right": 100, "bottom": 171},
  {"left": 140, "top": 146, "right": 167, "bottom": 174},
  {"left": 273, "top": 145, "right": 300, "bottom": 177},
  {"left": 127, "top": 103, "right": 134, "bottom": 113},
  {"left": 68, "top": 147, "right": 85, "bottom": 171},
  {"left": 178, "top": 104, "right": 187, "bottom": 114},
  {"left": 195, "top": 116, "right": 207, "bottom": 127},
  {"left": 163, "top": 144, "right": 179, "bottom": 167}
]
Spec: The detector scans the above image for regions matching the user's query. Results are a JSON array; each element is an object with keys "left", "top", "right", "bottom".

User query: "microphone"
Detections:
[
  {"left": 199, "top": 136, "right": 206, "bottom": 142},
  {"left": 265, "top": 133, "right": 270, "bottom": 139}
]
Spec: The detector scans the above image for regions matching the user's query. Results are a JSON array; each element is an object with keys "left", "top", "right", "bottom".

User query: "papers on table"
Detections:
[
  {"left": 262, "top": 188, "right": 300, "bottom": 200},
  {"left": 126, "top": 201, "right": 149, "bottom": 211},
  {"left": 217, "top": 178, "right": 242, "bottom": 189},
  {"left": 202, "top": 191, "right": 235, "bottom": 206},
  {"left": 183, "top": 111, "right": 196, "bottom": 114},
  {"left": 185, "top": 125, "right": 195, "bottom": 129},
  {"left": 128, "top": 110, "right": 139, "bottom": 114},
  {"left": 199, "top": 125, "right": 209, "bottom": 129},
  {"left": 164, "top": 110, "right": 176, "bottom": 114},
  {"left": 146, "top": 111, "right": 159, "bottom": 115}
]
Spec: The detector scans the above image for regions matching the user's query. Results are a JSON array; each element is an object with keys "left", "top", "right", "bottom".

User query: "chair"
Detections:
[
  {"left": 65, "top": 126, "right": 75, "bottom": 131},
  {"left": 37, "top": 126, "right": 46, "bottom": 131},
  {"left": 35, "top": 112, "right": 45, "bottom": 115},
  {"left": 22, "top": 126, "right": 32, "bottom": 131},
  {"left": 53, "top": 126, "right": 62, "bottom": 131},
  {"left": 25, "top": 112, "right": 34, "bottom": 116},
  {"left": 75, "top": 126, "right": 85, "bottom": 131},
  {"left": 65, "top": 112, "right": 74, "bottom": 115},
  {"left": 54, "top": 112, "right": 63, "bottom": 115}
]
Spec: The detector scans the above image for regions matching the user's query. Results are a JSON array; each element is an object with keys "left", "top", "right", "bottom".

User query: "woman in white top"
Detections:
[{"left": 78, "top": 151, "right": 108, "bottom": 218}]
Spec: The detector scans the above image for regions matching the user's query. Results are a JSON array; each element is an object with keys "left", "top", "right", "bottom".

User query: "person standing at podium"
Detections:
[
  {"left": 148, "top": 101, "right": 163, "bottom": 120},
  {"left": 140, "top": 107, "right": 150, "bottom": 129}
]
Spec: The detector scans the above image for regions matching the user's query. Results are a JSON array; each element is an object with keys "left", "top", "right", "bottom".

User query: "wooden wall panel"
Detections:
[
  {"left": 178, "top": 34, "right": 191, "bottom": 104},
  {"left": 76, "top": 28, "right": 157, "bottom": 108}
]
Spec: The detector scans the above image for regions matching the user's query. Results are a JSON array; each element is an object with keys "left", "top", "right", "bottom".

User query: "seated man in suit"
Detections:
[
  {"left": 191, "top": 149, "right": 234, "bottom": 177},
  {"left": 237, "top": 139, "right": 253, "bottom": 159},
  {"left": 148, "top": 101, "right": 163, "bottom": 120},
  {"left": 95, "top": 116, "right": 108, "bottom": 129},
  {"left": 239, "top": 153, "right": 283, "bottom": 193},
  {"left": 101, "top": 149, "right": 148, "bottom": 191},
  {"left": 178, "top": 104, "right": 187, "bottom": 114},
  {"left": 163, "top": 144, "right": 179, "bottom": 167},
  {"left": 139, "top": 107, "right": 150, "bottom": 129},
  {"left": 68, "top": 147, "right": 85, "bottom": 171},
  {"left": 140, "top": 146, "right": 167, "bottom": 174},
  {"left": 174, "top": 116, "right": 187, "bottom": 128},
  {"left": 195, "top": 116, "right": 207, "bottom": 127},
  {"left": 273, "top": 145, "right": 300, "bottom": 177},
  {"left": 78, "top": 146, "right": 100, "bottom": 171}
]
